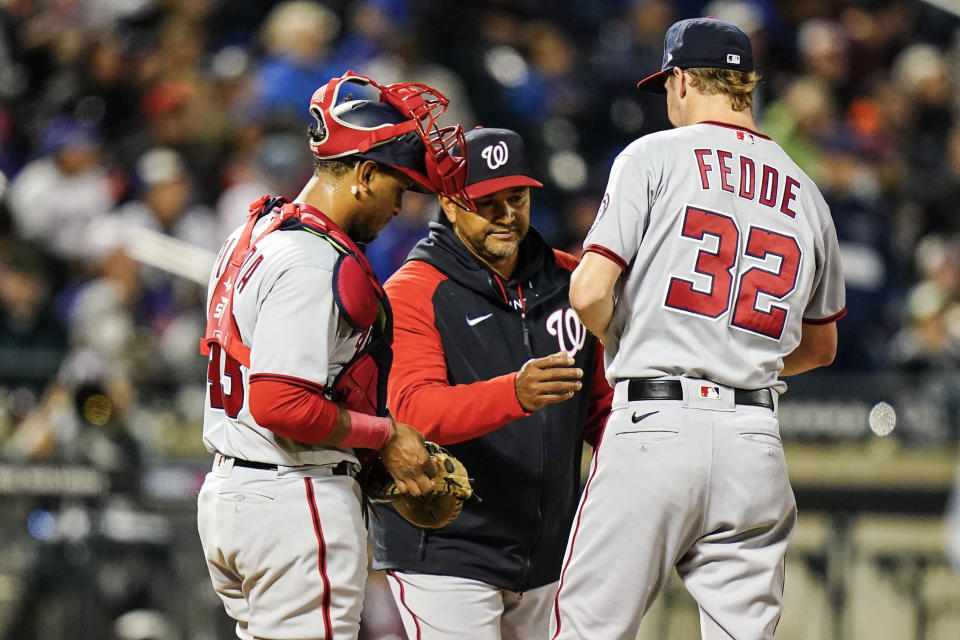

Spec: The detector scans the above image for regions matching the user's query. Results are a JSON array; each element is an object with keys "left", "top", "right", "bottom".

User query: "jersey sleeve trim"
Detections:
[
  {"left": 249, "top": 372, "right": 327, "bottom": 395},
  {"left": 583, "top": 244, "right": 628, "bottom": 271},
  {"left": 802, "top": 307, "right": 847, "bottom": 325}
]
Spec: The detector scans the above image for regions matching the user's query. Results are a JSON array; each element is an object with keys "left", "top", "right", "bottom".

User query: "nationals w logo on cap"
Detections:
[
  {"left": 461, "top": 127, "right": 543, "bottom": 199},
  {"left": 481, "top": 140, "right": 509, "bottom": 170}
]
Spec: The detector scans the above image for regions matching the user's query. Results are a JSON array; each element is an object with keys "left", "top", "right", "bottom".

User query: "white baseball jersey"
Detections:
[
  {"left": 584, "top": 121, "right": 845, "bottom": 391},
  {"left": 201, "top": 212, "right": 365, "bottom": 467}
]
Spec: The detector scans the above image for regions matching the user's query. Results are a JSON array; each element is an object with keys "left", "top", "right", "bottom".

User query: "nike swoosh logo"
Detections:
[
  {"left": 466, "top": 313, "right": 493, "bottom": 327},
  {"left": 631, "top": 411, "right": 659, "bottom": 424}
]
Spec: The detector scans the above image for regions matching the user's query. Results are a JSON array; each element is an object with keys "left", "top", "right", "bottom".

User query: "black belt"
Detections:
[
  {"left": 624, "top": 379, "right": 774, "bottom": 409},
  {"left": 232, "top": 458, "right": 357, "bottom": 476}
]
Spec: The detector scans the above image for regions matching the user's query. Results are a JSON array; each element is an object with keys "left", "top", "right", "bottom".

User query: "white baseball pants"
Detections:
[
  {"left": 387, "top": 571, "right": 557, "bottom": 640},
  {"left": 198, "top": 456, "right": 367, "bottom": 640},
  {"left": 551, "top": 379, "right": 797, "bottom": 640}
]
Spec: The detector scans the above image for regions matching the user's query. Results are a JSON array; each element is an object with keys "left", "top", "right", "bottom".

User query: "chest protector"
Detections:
[{"left": 201, "top": 195, "right": 393, "bottom": 417}]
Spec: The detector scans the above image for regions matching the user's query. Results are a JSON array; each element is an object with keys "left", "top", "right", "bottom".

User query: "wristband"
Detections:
[{"left": 342, "top": 411, "right": 394, "bottom": 449}]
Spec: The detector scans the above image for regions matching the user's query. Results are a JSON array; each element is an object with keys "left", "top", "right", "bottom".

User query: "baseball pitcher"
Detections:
[{"left": 551, "top": 18, "right": 846, "bottom": 640}]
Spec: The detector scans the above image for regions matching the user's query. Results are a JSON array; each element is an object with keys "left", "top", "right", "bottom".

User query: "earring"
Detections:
[{"left": 351, "top": 185, "right": 358, "bottom": 195}]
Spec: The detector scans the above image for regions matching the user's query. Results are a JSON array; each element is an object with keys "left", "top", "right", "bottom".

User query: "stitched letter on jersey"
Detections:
[{"left": 546, "top": 308, "right": 587, "bottom": 354}]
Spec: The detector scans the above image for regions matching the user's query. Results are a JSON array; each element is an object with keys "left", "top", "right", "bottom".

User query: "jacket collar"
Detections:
[{"left": 407, "top": 220, "right": 553, "bottom": 304}]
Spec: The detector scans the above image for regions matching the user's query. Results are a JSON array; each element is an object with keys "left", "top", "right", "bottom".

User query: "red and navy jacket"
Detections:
[{"left": 370, "top": 220, "right": 612, "bottom": 591}]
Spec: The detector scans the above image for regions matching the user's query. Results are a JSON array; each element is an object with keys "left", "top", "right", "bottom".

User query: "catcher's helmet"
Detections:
[{"left": 309, "top": 72, "right": 473, "bottom": 208}]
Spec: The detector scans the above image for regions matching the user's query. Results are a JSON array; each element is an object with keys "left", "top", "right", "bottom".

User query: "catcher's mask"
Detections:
[{"left": 309, "top": 71, "right": 474, "bottom": 210}]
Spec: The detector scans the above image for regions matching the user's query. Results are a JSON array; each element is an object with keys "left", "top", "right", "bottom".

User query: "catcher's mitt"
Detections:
[{"left": 364, "top": 442, "right": 474, "bottom": 529}]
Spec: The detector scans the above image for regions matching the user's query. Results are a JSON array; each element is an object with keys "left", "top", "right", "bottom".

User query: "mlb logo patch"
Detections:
[
  {"left": 726, "top": 53, "right": 741, "bottom": 64},
  {"left": 700, "top": 385, "right": 721, "bottom": 400}
]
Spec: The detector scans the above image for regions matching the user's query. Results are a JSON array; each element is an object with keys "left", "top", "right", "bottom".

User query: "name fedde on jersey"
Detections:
[{"left": 693, "top": 147, "right": 801, "bottom": 218}]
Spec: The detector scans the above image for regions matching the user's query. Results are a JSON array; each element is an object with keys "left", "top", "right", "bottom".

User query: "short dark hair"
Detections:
[
  {"left": 313, "top": 155, "right": 355, "bottom": 176},
  {"left": 308, "top": 124, "right": 357, "bottom": 176}
]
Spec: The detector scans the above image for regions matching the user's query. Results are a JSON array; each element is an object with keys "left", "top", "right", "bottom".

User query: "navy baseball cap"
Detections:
[
  {"left": 637, "top": 17, "right": 754, "bottom": 93},
  {"left": 461, "top": 127, "right": 543, "bottom": 199}
]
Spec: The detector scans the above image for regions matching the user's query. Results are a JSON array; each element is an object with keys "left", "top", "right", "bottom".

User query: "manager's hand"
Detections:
[{"left": 515, "top": 351, "right": 583, "bottom": 412}]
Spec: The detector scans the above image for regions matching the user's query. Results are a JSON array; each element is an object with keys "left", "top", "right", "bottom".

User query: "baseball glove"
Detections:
[{"left": 364, "top": 442, "right": 474, "bottom": 529}]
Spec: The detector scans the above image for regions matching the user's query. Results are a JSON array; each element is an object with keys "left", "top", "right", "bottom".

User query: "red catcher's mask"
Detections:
[{"left": 308, "top": 71, "right": 474, "bottom": 210}]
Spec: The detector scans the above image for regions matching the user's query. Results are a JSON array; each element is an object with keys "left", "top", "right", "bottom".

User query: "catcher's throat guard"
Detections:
[{"left": 308, "top": 71, "right": 475, "bottom": 210}]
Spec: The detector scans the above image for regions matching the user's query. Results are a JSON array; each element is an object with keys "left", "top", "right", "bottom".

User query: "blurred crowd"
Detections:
[{"left": 0, "top": 0, "right": 960, "bottom": 470}]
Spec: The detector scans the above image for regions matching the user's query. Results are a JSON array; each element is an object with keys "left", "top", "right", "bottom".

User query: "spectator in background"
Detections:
[
  {"left": 86, "top": 147, "right": 213, "bottom": 382},
  {"left": 7, "top": 118, "right": 115, "bottom": 268},
  {"left": 762, "top": 75, "right": 836, "bottom": 184},
  {"left": 0, "top": 241, "right": 67, "bottom": 391},
  {"left": 890, "top": 235, "right": 960, "bottom": 372},
  {"left": 796, "top": 19, "right": 854, "bottom": 107},
  {"left": 68, "top": 224, "right": 141, "bottom": 384},
  {"left": 588, "top": 0, "right": 675, "bottom": 177},
  {"left": 215, "top": 132, "right": 312, "bottom": 243},
  {"left": 115, "top": 147, "right": 218, "bottom": 252},
  {"left": 820, "top": 142, "right": 898, "bottom": 371},
  {"left": 892, "top": 43, "right": 954, "bottom": 178},
  {"left": 330, "top": 0, "right": 410, "bottom": 73},
  {"left": 364, "top": 33, "right": 477, "bottom": 130},
  {"left": 135, "top": 79, "right": 222, "bottom": 204},
  {"left": 890, "top": 279, "right": 960, "bottom": 373},
  {"left": 906, "top": 99, "right": 960, "bottom": 238},
  {"left": 253, "top": 1, "right": 342, "bottom": 122}
]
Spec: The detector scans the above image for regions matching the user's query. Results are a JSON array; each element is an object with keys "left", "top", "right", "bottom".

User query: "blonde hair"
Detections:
[{"left": 684, "top": 67, "right": 761, "bottom": 112}]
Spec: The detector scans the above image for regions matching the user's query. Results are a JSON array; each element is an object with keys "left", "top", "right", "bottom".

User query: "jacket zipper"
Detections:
[
  {"left": 517, "top": 284, "right": 532, "bottom": 353},
  {"left": 521, "top": 399, "right": 547, "bottom": 590},
  {"left": 517, "top": 282, "right": 544, "bottom": 590},
  {"left": 493, "top": 277, "right": 542, "bottom": 588}
]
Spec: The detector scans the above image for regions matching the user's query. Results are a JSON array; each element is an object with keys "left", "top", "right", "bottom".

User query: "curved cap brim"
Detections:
[
  {"left": 464, "top": 175, "right": 543, "bottom": 199},
  {"left": 637, "top": 69, "right": 671, "bottom": 94},
  {"left": 391, "top": 166, "right": 435, "bottom": 194}
]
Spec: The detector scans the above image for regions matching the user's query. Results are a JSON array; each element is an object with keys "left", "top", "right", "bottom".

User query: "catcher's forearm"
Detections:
[
  {"left": 333, "top": 408, "right": 394, "bottom": 449},
  {"left": 248, "top": 375, "right": 392, "bottom": 447}
]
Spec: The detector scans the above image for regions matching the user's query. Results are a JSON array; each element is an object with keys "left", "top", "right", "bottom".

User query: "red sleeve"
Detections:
[
  {"left": 583, "top": 343, "right": 612, "bottom": 448},
  {"left": 248, "top": 374, "right": 339, "bottom": 443},
  {"left": 552, "top": 248, "right": 581, "bottom": 272},
  {"left": 385, "top": 261, "right": 531, "bottom": 446}
]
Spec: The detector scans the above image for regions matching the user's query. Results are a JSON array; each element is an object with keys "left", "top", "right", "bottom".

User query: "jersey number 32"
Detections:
[{"left": 664, "top": 205, "right": 801, "bottom": 340}]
